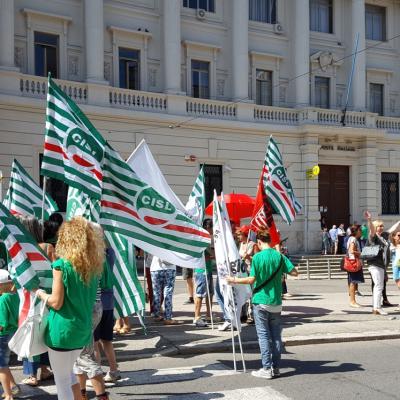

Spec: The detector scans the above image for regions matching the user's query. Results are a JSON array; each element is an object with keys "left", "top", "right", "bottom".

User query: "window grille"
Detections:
[
  {"left": 203, "top": 164, "right": 222, "bottom": 208},
  {"left": 183, "top": 0, "right": 215, "bottom": 13},
  {"left": 382, "top": 173, "right": 399, "bottom": 215}
]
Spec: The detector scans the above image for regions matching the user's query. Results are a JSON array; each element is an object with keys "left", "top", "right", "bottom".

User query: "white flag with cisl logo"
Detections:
[
  {"left": 126, "top": 140, "right": 207, "bottom": 269},
  {"left": 213, "top": 191, "right": 251, "bottom": 329}
]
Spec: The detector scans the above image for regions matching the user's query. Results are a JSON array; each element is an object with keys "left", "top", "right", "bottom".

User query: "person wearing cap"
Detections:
[{"left": 0, "top": 270, "right": 20, "bottom": 399}]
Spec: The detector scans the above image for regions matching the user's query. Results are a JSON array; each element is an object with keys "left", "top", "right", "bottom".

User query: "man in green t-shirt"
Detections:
[{"left": 227, "top": 230, "right": 298, "bottom": 380}]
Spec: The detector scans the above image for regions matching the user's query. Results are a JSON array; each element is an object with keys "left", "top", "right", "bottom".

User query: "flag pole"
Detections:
[
  {"left": 219, "top": 217, "right": 246, "bottom": 372},
  {"left": 341, "top": 33, "right": 359, "bottom": 126},
  {"left": 228, "top": 278, "right": 246, "bottom": 372},
  {"left": 204, "top": 268, "right": 214, "bottom": 330},
  {"left": 41, "top": 177, "right": 47, "bottom": 241}
]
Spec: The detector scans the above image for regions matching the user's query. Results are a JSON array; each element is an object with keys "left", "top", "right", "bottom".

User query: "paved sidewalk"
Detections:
[{"left": 112, "top": 280, "right": 400, "bottom": 361}]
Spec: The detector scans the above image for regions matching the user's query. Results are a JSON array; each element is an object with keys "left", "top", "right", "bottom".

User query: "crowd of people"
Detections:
[
  {"left": 343, "top": 212, "right": 400, "bottom": 314},
  {"left": 3, "top": 209, "right": 400, "bottom": 398},
  {"left": 321, "top": 221, "right": 369, "bottom": 255}
]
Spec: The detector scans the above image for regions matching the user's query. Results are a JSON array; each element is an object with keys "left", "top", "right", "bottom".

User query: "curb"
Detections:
[{"left": 114, "top": 332, "right": 400, "bottom": 361}]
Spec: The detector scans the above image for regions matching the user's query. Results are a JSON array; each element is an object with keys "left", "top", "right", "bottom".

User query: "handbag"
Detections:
[
  {"left": 343, "top": 256, "right": 362, "bottom": 273},
  {"left": 8, "top": 294, "right": 49, "bottom": 359},
  {"left": 360, "top": 244, "right": 381, "bottom": 260}
]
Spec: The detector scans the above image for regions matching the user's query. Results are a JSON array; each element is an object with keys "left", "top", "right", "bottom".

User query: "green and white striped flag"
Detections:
[
  {"left": 66, "top": 186, "right": 145, "bottom": 318},
  {"left": 41, "top": 76, "right": 210, "bottom": 267},
  {"left": 264, "top": 136, "right": 302, "bottom": 224},
  {"left": 185, "top": 166, "right": 205, "bottom": 226},
  {"left": 3, "top": 159, "right": 58, "bottom": 220},
  {"left": 0, "top": 203, "right": 52, "bottom": 291}
]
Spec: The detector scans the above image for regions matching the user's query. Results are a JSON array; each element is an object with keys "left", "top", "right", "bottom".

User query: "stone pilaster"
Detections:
[
  {"left": 291, "top": 0, "right": 310, "bottom": 108},
  {"left": 231, "top": 0, "right": 249, "bottom": 101},
  {"left": 350, "top": 0, "right": 366, "bottom": 111},
  {"left": 0, "top": 0, "right": 16, "bottom": 69},
  {"left": 300, "top": 136, "right": 320, "bottom": 252},
  {"left": 162, "top": 0, "right": 182, "bottom": 94},
  {"left": 84, "top": 0, "right": 106, "bottom": 83}
]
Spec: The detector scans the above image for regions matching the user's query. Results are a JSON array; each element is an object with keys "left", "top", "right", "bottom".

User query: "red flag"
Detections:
[{"left": 250, "top": 177, "right": 280, "bottom": 246}]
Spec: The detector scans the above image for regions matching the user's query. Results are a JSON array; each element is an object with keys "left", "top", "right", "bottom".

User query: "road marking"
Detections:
[
  {"left": 14, "top": 364, "right": 291, "bottom": 399},
  {"left": 130, "top": 387, "right": 291, "bottom": 399}
]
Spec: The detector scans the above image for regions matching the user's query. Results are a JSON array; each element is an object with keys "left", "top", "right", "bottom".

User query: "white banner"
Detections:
[
  {"left": 213, "top": 191, "right": 251, "bottom": 329},
  {"left": 127, "top": 140, "right": 204, "bottom": 269}
]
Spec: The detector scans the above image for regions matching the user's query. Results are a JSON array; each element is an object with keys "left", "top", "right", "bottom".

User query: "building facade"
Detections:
[{"left": 1, "top": 0, "right": 400, "bottom": 252}]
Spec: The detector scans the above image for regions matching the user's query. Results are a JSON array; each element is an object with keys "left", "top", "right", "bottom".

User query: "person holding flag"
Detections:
[{"left": 227, "top": 230, "right": 298, "bottom": 379}]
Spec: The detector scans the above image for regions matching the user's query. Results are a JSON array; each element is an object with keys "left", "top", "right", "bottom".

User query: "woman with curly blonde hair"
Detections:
[{"left": 35, "top": 217, "right": 104, "bottom": 400}]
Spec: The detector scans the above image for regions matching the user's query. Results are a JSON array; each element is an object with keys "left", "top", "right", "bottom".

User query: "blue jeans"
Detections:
[
  {"left": 214, "top": 275, "right": 230, "bottom": 322},
  {"left": 151, "top": 269, "right": 176, "bottom": 320},
  {"left": 253, "top": 305, "right": 282, "bottom": 369}
]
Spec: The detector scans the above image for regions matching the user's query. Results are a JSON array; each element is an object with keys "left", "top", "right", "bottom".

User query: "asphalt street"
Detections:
[{"left": 10, "top": 339, "right": 400, "bottom": 400}]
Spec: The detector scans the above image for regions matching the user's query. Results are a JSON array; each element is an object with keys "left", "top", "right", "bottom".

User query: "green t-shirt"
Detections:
[
  {"left": 195, "top": 248, "right": 214, "bottom": 274},
  {"left": 45, "top": 258, "right": 98, "bottom": 350},
  {"left": 250, "top": 248, "right": 294, "bottom": 306},
  {"left": 0, "top": 293, "right": 20, "bottom": 336},
  {"left": 99, "top": 259, "right": 113, "bottom": 290},
  {"left": 361, "top": 225, "right": 369, "bottom": 240}
]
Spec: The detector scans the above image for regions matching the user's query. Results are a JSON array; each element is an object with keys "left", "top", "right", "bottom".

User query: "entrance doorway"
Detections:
[{"left": 318, "top": 165, "right": 350, "bottom": 229}]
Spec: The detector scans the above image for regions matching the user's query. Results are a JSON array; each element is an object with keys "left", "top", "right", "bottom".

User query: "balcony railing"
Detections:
[
  {"left": 109, "top": 87, "right": 167, "bottom": 112},
  {"left": 19, "top": 75, "right": 87, "bottom": 103},
  {"left": 6, "top": 73, "right": 400, "bottom": 133},
  {"left": 186, "top": 98, "right": 237, "bottom": 119},
  {"left": 254, "top": 105, "right": 299, "bottom": 124}
]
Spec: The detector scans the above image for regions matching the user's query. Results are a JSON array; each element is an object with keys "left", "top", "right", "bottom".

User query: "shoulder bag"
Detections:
[
  {"left": 360, "top": 244, "right": 381, "bottom": 260},
  {"left": 343, "top": 256, "right": 362, "bottom": 273},
  {"left": 253, "top": 255, "right": 284, "bottom": 294},
  {"left": 8, "top": 294, "right": 49, "bottom": 359}
]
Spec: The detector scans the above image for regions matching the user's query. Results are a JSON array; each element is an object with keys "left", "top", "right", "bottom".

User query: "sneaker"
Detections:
[
  {"left": 184, "top": 297, "right": 194, "bottom": 304},
  {"left": 218, "top": 321, "right": 231, "bottom": 331},
  {"left": 372, "top": 309, "right": 388, "bottom": 316},
  {"left": 104, "top": 370, "right": 121, "bottom": 383},
  {"left": 272, "top": 368, "right": 280, "bottom": 377},
  {"left": 251, "top": 368, "right": 273, "bottom": 379},
  {"left": 1, "top": 385, "right": 20, "bottom": 398},
  {"left": 193, "top": 318, "right": 208, "bottom": 327}
]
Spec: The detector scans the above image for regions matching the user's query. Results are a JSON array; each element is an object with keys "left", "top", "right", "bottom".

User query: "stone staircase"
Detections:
[{"left": 289, "top": 254, "right": 393, "bottom": 280}]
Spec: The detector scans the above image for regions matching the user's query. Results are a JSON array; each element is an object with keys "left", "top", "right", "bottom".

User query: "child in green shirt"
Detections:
[{"left": 0, "top": 269, "right": 20, "bottom": 400}]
